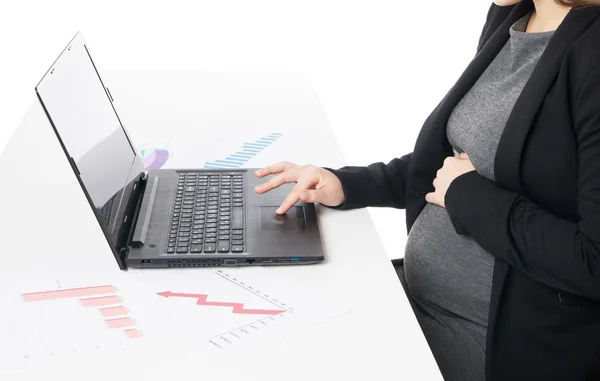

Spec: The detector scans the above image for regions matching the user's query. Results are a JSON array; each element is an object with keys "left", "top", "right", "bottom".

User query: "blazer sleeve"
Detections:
[
  {"left": 322, "top": 152, "right": 412, "bottom": 210},
  {"left": 444, "top": 67, "right": 600, "bottom": 302}
]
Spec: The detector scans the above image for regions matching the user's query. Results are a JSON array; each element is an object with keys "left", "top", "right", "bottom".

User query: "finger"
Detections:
[
  {"left": 277, "top": 179, "right": 315, "bottom": 214},
  {"left": 254, "top": 172, "right": 297, "bottom": 194},
  {"left": 255, "top": 162, "right": 295, "bottom": 178},
  {"left": 460, "top": 152, "right": 469, "bottom": 159},
  {"left": 299, "top": 189, "right": 320, "bottom": 203},
  {"left": 425, "top": 192, "right": 435, "bottom": 204}
]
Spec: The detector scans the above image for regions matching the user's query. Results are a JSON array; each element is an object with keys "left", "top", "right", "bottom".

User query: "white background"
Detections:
[{"left": 0, "top": 0, "right": 491, "bottom": 260}]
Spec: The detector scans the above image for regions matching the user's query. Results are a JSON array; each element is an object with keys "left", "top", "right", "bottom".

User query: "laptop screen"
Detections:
[{"left": 35, "top": 33, "right": 146, "bottom": 253}]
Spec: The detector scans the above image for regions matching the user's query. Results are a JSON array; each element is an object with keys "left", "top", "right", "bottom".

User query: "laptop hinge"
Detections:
[
  {"left": 118, "top": 171, "right": 149, "bottom": 264},
  {"left": 131, "top": 175, "right": 160, "bottom": 247}
]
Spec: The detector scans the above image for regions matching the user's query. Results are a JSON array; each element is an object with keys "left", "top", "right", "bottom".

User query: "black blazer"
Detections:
[{"left": 326, "top": 2, "right": 600, "bottom": 380}]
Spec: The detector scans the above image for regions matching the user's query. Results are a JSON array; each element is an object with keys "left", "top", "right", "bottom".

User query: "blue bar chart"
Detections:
[{"left": 204, "top": 133, "right": 283, "bottom": 169}]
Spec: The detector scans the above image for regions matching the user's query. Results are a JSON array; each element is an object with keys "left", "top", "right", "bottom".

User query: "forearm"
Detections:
[
  {"left": 445, "top": 171, "right": 600, "bottom": 301},
  {"left": 323, "top": 152, "right": 413, "bottom": 210}
]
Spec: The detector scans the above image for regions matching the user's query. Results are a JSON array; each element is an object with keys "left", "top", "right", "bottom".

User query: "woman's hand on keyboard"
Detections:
[{"left": 254, "top": 162, "right": 345, "bottom": 214}]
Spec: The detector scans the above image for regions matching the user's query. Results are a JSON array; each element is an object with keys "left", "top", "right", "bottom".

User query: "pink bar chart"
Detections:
[{"left": 21, "top": 285, "right": 141, "bottom": 340}]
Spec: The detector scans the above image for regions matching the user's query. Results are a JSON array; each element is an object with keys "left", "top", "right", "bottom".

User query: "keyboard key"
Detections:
[
  {"left": 204, "top": 243, "right": 216, "bottom": 253},
  {"left": 218, "top": 235, "right": 230, "bottom": 240},
  {"left": 205, "top": 237, "right": 217, "bottom": 243},
  {"left": 178, "top": 237, "right": 190, "bottom": 242},
  {"left": 190, "top": 245, "right": 202, "bottom": 253},
  {"left": 191, "top": 239, "right": 203, "bottom": 245},
  {"left": 232, "top": 245, "right": 244, "bottom": 253},
  {"left": 218, "top": 241, "right": 230, "bottom": 252},
  {"left": 185, "top": 186, "right": 195, "bottom": 192},
  {"left": 191, "top": 234, "right": 203, "bottom": 240},
  {"left": 232, "top": 229, "right": 243, "bottom": 235},
  {"left": 232, "top": 240, "right": 243, "bottom": 245},
  {"left": 233, "top": 202, "right": 243, "bottom": 207},
  {"left": 177, "top": 242, "right": 189, "bottom": 247},
  {"left": 232, "top": 208, "right": 243, "bottom": 229},
  {"left": 219, "top": 225, "right": 230, "bottom": 230},
  {"left": 206, "top": 228, "right": 217, "bottom": 233},
  {"left": 206, "top": 233, "right": 217, "bottom": 238},
  {"left": 176, "top": 247, "right": 189, "bottom": 253},
  {"left": 167, "top": 248, "right": 175, "bottom": 253},
  {"left": 209, "top": 186, "right": 219, "bottom": 192}
]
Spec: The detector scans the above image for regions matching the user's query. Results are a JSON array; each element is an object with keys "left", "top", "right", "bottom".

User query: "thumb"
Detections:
[{"left": 299, "top": 189, "right": 320, "bottom": 203}]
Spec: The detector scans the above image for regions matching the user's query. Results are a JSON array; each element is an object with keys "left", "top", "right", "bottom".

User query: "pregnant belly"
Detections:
[{"left": 403, "top": 202, "right": 494, "bottom": 325}]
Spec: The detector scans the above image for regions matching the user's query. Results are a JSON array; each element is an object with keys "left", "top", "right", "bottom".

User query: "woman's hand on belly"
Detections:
[{"left": 426, "top": 152, "right": 476, "bottom": 208}]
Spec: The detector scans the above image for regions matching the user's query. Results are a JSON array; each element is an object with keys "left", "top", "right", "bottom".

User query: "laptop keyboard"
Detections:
[{"left": 167, "top": 172, "right": 244, "bottom": 254}]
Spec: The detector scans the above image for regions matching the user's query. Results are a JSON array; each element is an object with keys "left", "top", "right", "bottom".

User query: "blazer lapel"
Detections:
[
  {"left": 494, "top": 6, "right": 600, "bottom": 193},
  {"left": 410, "top": 2, "right": 531, "bottom": 187}
]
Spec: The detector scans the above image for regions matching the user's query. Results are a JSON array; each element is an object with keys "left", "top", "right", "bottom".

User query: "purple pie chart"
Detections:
[{"left": 140, "top": 148, "right": 169, "bottom": 169}]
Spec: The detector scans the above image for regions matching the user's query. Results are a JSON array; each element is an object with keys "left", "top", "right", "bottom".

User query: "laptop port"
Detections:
[
  {"left": 261, "top": 258, "right": 272, "bottom": 263},
  {"left": 247, "top": 259, "right": 256, "bottom": 264},
  {"left": 224, "top": 259, "right": 237, "bottom": 266},
  {"left": 290, "top": 258, "right": 299, "bottom": 262},
  {"left": 276, "top": 258, "right": 287, "bottom": 263}
]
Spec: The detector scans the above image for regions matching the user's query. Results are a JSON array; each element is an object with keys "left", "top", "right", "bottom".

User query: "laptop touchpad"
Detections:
[{"left": 259, "top": 206, "right": 307, "bottom": 232}]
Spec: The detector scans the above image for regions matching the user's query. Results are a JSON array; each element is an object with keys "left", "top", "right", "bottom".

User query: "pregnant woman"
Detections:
[{"left": 254, "top": 1, "right": 600, "bottom": 380}]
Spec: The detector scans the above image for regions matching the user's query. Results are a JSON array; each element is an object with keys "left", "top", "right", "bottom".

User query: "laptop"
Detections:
[{"left": 35, "top": 32, "right": 325, "bottom": 269}]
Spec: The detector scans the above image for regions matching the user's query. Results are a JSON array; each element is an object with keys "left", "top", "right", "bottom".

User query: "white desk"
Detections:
[{"left": 0, "top": 71, "right": 441, "bottom": 380}]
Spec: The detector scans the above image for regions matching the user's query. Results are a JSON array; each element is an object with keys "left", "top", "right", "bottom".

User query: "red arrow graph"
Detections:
[{"left": 157, "top": 291, "right": 285, "bottom": 316}]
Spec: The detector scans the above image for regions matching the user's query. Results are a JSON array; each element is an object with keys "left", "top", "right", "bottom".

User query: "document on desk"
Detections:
[
  {"left": 139, "top": 266, "right": 349, "bottom": 355},
  {"left": 135, "top": 128, "right": 295, "bottom": 170},
  {"left": 0, "top": 266, "right": 348, "bottom": 369}
]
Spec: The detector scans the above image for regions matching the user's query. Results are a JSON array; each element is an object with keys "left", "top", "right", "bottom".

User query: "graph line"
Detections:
[
  {"left": 204, "top": 132, "right": 283, "bottom": 169},
  {"left": 157, "top": 291, "right": 286, "bottom": 316}
]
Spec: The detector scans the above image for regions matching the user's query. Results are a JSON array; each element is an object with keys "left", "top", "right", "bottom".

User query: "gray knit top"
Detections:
[{"left": 402, "top": 11, "right": 555, "bottom": 367}]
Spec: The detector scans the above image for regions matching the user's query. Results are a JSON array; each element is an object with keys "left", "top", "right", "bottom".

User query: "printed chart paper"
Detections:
[{"left": 0, "top": 267, "right": 348, "bottom": 370}]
